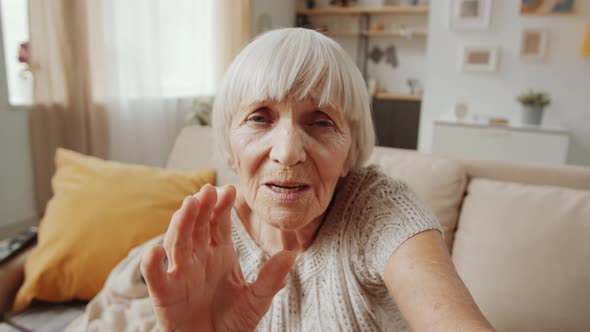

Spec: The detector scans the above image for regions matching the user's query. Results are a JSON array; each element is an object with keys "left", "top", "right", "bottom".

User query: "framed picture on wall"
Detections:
[
  {"left": 520, "top": 0, "right": 575, "bottom": 15},
  {"left": 449, "top": 0, "right": 493, "bottom": 30},
  {"left": 519, "top": 28, "right": 548, "bottom": 61},
  {"left": 460, "top": 45, "right": 499, "bottom": 72}
]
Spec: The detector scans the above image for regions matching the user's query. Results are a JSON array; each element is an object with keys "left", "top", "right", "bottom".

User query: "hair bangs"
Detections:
[{"left": 232, "top": 30, "right": 351, "bottom": 114}]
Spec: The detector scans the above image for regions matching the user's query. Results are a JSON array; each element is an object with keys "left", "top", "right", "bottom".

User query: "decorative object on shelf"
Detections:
[
  {"left": 449, "top": 0, "right": 492, "bottom": 30},
  {"left": 406, "top": 78, "right": 422, "bottom": 95},
  {"left": 185, "top": 96, "right": 214, "bottom": 126},
  {"left": 367, "top": 78, "right": 378, "bottom": 95},
  {"left": 399, "top": 26, "right": 417, "bottom": 39},
  {"left": 369, "top": 45, "right": 384, "bottom": 63},
  {"left": 329, "top": 0, "right": 357, "bottom": 7},
  {"left": 488, "top": 117, "right": 509, "bottom": 126},
  {"left": 400, "top": 0, "right": 419, "bottom": 6},
  {"left": 454, "top": 102, "right": 469, "bottom": 120},
  {"left": 519, "top": 28, "right": 548, "bottom": 61},
  {"left": 369, "top": 22, "right": 385, "bottom": 32},
  {"left": 461, "top": 45, "right": 499, "bottom": 72},
  {"left": 358, "top": 0, "right": 385, "bottom": 7},
  {"left": 517, "top": 90, "right": 551, "bottom": 125},
  {"left": 384, "top": 45, "right": 398, "bottom": 67},
  {"left": 581, "top": 22, "right": 590, "bottom": 57},
  {"left": 520, "top": 0, "right": 575, "bottom": 15}
]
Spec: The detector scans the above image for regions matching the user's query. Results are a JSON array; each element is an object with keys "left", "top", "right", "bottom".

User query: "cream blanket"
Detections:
[{"left": 66, "top": 235, "right": 163, "bottom": 332}]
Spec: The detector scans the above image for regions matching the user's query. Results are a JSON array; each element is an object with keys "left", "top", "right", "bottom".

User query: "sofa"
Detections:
[{"left": 1, "top": 125, "right": 589, "bottom": 331}]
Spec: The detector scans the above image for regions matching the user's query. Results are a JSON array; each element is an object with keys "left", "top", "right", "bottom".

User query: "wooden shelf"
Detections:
[
  {"left": 374, "top": 92, "right": 422, "bottom": 102},
  {"left": 297, "top": 5, "right": 429, "bottom": 16},
  {"left": 323, "top": 31, "right": 361, "bottom": 37},
  {"left": 362, "top": 30, "right": 427, "bottom": 38}
]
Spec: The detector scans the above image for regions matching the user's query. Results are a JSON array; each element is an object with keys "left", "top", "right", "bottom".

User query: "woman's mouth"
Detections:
[
  {"left": 265, "top": 182, "right": 310, "bottom": 193},
  {"left": 263, "top": 182, "right": 311, "bottom": 201}
]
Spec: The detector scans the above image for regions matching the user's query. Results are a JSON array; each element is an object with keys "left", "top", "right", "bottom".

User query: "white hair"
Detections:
[{"left": 212, "top": 28, "right": 375, "bottom": 171}]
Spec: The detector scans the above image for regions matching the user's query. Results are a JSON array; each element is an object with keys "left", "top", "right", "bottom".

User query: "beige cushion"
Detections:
[
  {"left": 452, "top": 179, "right": 590, "bottom": 332},
  {"left": 367, "top": 147, "right": 467, "bottom": 250},
  {"left": 166, "top": 126, "right": 239, "bottom": 186}
]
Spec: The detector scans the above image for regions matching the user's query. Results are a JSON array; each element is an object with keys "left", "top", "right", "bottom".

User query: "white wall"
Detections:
[
  {"left": 253, "top": 0, "right": 296, "bottom": 35},
  {"left": 420, "top": 1, "right": 590, "bottom": 166},
  {"left": 0, "top": 10, "right": 35, "bottom": 228}
]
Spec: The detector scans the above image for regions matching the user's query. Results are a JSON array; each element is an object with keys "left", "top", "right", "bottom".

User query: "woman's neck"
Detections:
[{"left": 234, "top": 194, "right": 324, "bottom": 256}]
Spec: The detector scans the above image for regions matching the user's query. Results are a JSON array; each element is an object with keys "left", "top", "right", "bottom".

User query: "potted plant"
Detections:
[
  {"left": 185, "top": 96, "right": 214, "bottom": 126},
  {"left": 517, "top": 90, "right": 551, "bottom": 126}
]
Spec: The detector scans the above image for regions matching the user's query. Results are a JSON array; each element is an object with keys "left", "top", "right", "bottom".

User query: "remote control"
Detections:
[{"left": 0, "top": 226, "right": 38, "bottom": 265}]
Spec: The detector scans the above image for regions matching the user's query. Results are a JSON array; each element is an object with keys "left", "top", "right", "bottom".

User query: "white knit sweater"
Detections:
[
  {"left": 66, "top": 165, "right": 441, "bottom": 332},
  {"left": 233, "top": 165, "right": 441, "bottom": 331}
]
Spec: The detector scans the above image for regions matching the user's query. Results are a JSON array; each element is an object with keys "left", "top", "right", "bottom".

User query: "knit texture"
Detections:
[{"left": 233, "top": 165, "right": 442, "bottom": 331}]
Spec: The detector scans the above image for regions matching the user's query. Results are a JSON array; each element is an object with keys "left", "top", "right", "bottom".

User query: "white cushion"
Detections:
[{"left": 452, "top": 179, "right": 590, "bottom": 332}]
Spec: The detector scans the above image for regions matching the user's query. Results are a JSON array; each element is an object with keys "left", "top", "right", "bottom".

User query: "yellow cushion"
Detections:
[{"left": 13, "top": 148, "right": 215, "bottom": 311}]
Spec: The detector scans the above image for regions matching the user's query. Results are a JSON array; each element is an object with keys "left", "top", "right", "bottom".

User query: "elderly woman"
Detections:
[{"left": 69, "top": 28, "right": 494, "bottom": 331}]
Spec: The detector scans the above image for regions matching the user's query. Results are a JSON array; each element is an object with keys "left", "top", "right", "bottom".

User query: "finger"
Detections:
[
  {"left": 210, "top": 185, "right": 237, "bottom": 246},
  {"left": 163, "top": 196, "right": 199, "bottom": 271},
  {"left": 251, "top": 251, "right": 297, "bottom": 299},
  {"left": 192, "top": 184, "right": 217, "bottom": 250},
  {"left": 141, "top": 245, "right": 168, "bottom": 300}
]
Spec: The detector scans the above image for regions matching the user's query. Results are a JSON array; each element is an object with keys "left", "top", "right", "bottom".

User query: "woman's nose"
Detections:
[{"left": 269, "top": 124, "right": 307, "bottom": 167}]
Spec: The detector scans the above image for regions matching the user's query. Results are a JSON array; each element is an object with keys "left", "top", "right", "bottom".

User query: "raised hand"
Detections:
[{"left": 140, "top": 184, "right": 296, "bottom": 332}]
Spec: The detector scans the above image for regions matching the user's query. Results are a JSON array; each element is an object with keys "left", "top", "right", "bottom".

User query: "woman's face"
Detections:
[{"left": 229, "top": 98, "right": 352, "bottom": 230}]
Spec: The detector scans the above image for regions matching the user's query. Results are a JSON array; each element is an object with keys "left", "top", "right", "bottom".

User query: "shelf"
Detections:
[
  {"left": 323, "top": 31, "right": 361, "bottom": 37},
  {"left": 374, "top": 92, "right": 422, "bottom": 102},
  {"left": 362, "top": 30, "right": 427, "bottom": 38},
  {"left": 297, "top": 5, "right": 429, "bottom": 16}
]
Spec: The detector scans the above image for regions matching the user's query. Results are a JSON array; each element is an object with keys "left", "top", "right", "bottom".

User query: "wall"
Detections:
[
  {"left": 420, "top": 0, "right": 590, "bottom": 166},
  {"left": 0, "top": 10, "right": 35, "bottom": 229},
  {"left": 253, "top": 0, "right": 296, "bottom": 35}
]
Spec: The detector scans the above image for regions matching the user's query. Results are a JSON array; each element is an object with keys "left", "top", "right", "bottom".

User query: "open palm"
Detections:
[{"left": 140, "top": 184, "right": 296, "bottom": 332}]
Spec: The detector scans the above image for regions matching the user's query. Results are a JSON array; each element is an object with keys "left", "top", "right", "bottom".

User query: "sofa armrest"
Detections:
[{"left": 0, "top": 245, "right": 35, "bottom": 314}]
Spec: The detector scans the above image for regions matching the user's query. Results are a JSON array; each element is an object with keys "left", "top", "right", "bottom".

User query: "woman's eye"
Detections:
[
  {"left": 249, "top": 115, "right": 268, "bottom": 123},
  {"left": 314, "top": 120, "right": 334, "bottom": 127},
  {"left": 246, "top": 112, "right": 271, "bottom": 124}
]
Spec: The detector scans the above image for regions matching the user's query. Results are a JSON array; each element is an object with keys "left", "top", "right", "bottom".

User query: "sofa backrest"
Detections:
[
  {"left": 166, "top": 126, "right": 239, "bottom": 186},
  {"left": 367, "top": 147, "right": 467, "bottom": 251}
]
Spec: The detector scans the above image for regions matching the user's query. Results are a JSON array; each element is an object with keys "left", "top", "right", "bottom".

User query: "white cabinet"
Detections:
[{"left": 432, "top": 120, "right": 570, "bottom": 165}]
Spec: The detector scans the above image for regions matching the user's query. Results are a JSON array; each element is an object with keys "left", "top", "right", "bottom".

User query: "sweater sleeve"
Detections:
[{"left": 350, "top": 169, "right": 442, "bottom": 283}]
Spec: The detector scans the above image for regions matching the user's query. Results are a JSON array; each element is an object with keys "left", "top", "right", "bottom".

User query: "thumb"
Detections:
[{"left": 251, "top": 250, "right": 297, "bottom": 299}]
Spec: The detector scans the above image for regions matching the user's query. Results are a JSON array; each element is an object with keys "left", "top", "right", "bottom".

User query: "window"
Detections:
[
  {"left": 158, "top": 0, "right": 215, "bottom": 97},
  {"left": 0, "top": 0, "right": 32, "bottom": 106}
]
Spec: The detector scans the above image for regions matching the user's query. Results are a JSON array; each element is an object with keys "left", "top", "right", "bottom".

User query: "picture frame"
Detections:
[
  {"left": 449, "top": 0, "right": 493, "bottom": 30},
  {"left": 519, "top": 28, "right": 548, "bottom": 61},
  {"left": 460, "top": 45, "right": 499, "bottom": 72},
  {"left": 520, "top": 0, "right": 575, "bottom": 15}
]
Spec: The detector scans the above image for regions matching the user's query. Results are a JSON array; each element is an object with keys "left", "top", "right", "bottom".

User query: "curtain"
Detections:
[
  {"left": 28, "top": 0, "right": 110, "bottom": 215},
  {"left": 28, "top": 0, "right": 252, "bottom": 216}
]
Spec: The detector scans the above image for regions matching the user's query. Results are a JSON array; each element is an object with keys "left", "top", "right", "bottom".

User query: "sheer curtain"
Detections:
[
  {"left": 28, "top": 0, "right": 110, "bottom": 214},
  {"left": 28, "top": 0, "right": 252, "bottom": 215},
  {"left": 100, "top": 0, "right": 252, "bottom": 167}
]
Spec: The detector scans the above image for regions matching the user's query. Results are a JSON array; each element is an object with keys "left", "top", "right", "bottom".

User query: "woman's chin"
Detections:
[{"left": 262, "top": 208, "right": 314, "bottom": 231}]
